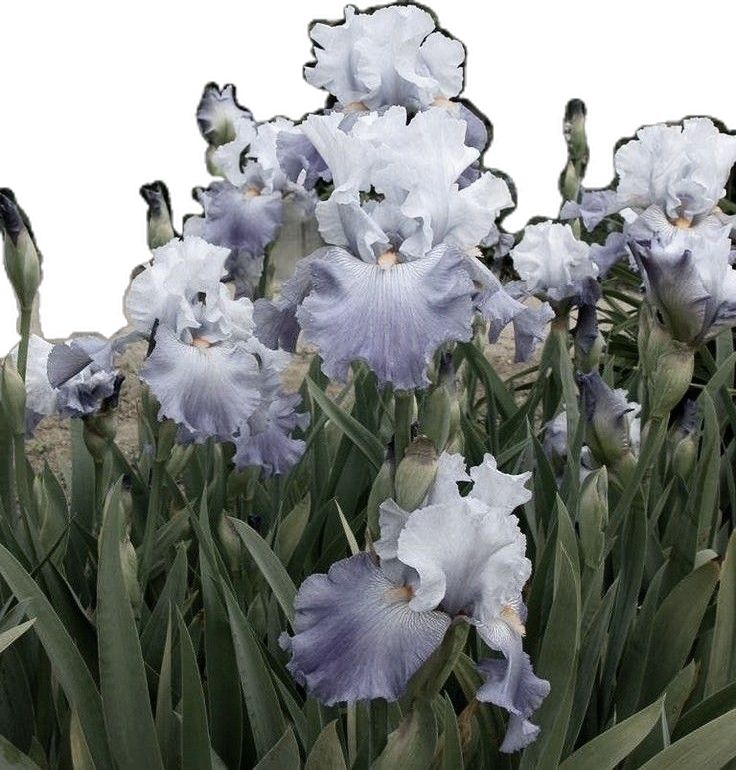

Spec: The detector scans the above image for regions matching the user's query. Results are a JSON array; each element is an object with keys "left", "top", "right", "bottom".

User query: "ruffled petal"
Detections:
[
  {"left": 560, "top": 190, "right": 624, "bottom": 231},
  {"left": 425, "top": 451, "right": 470, "bottom": 504},
  {"left": 396, "top": 497, "right": 531, "bottom": 619},
  {"left": 469, "top": 453, "right": 532, "bottom": 513},
  {"left": 282, "top": 552, "right": 451, "bottom": 705},
  {"left": 297, "top": 244, "right": 474, "bottom": 389},
  {"left": 141, "top": 326, "right": 261, "bottom": 441}
]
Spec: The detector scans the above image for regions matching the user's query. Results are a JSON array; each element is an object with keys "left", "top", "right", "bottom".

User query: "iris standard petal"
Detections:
[
  {"left": 469, "top": 453, "right": 532, "bottom": 513},
  {"left": 296, "top": 244, "right": 474, "bottom": 389},
  {"left": 396, "top": 497, "right": 531, "bottom": 619},
  {"left": 141, "top": 326, "right": 261, "bottom": 441},
  {"left": 282, "top": 552, "right": 451, "bottom": 705}
]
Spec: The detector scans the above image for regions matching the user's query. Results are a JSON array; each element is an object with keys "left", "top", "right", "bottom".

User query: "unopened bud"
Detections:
[
  {"left": 577, "top": 371, "right": 636, "bottom": 468},
  {"left": 395, "top": 436, "right": 438, "bottom": 512},
  {"left": 563, "top": 99, "right": 589, "bottom": 171},
  {"left": 83, "top": 409, "right": 117, "bottom": 462},
  {"left": 638, "top": 304, "right": 694, "bottom": 420},
  {"left": 140, "top": 182, "right": 176, "bottom": 249},
  {"left": 0, "top": 358, "right": 26, "bottom": 435},
  {"left": 671, "top": 400, "right": 699, "bottom": 479},
  {"left": 196, "top": 83, "right": 250, "bottom": 148},
  {"left": 574, "top": 303, "right": 603, "bottom": 373},
  {"left": 120, "top": 531, "right": 143, "bottom": 618},
  {"left": 579, "top": 467, "right": 608, "bottom": 568},
  {"left": 0, "top": 189, "right": 41, "bottom": 309},
  {"left": 421, "top": 385, "right": 452, "bottom": 453}
]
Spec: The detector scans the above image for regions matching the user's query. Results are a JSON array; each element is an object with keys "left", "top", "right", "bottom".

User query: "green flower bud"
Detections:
[
  {"left": 579, "top": 467, "right": 608, "bottom": 568},
  {"left": 120, "top": 532, "right": 143, "bottom": 618},
  {"left": 0, "top": 189, "right": 41, "bottom": 310},
  {"left": 421, "top": 385, "right": 452, "bottom": 452},
  {"left": 83, "top": 409, "right": 118, "bottom": 462},
  {"left": 638, "top": 303, "right": 694, "bottom": 420},
  {"left": 0, "top": 358, "right": 26, "bottom": 436},
  {"left": 394, "top": 436, "right": 438, "bottom": 513},
  {"left": 671, "top": 400, "right": 698, "bottom": 480},
  {"left": 577, "top": 371, "right": 636, "bottom": 468},
  {"left": 574, "top": 304, "right": 603, "bottom": 373},
  {"left": 140, "top": 182, "right": 176, "bottom": 249}
]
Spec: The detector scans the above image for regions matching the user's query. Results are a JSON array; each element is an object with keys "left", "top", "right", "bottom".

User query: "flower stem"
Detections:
[
  {"left": 16, "top": 305, "right": 32, "bottom": 381},
  {"left": 394, "top": 391, "right": 413, "bottom": 465}
]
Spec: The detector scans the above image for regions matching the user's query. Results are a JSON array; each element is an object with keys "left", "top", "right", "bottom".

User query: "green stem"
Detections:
[
  {"left": 16, "top": 305, "right": 32, "bottom": 381},
  {"left": 394, "top": 391, "right": 413, "bottom": 465}
]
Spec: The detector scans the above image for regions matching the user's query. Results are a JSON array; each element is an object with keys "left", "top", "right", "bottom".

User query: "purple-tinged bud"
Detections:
[{"left": 0, "top": 189, "right": 41, "bottom": 309}]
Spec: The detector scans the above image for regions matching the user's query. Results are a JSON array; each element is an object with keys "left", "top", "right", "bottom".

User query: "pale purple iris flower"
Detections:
[
  {"left": 187, "top": 85, "right": 317, "bottom": 298},
  {"left": 562, "top": 118, "right": 736, "bottom": 273},
  {"left": 12, "top": 333, "right": 124, "bottom": 432},
  {"left": 125, "top": 235, "right": 306, "bottom": 474},
  {"left": 256, "top": 107, "right": 542, "bottom": 388},
  {"left": 282, "top": 452, "right": 549, "bottom": 753}
]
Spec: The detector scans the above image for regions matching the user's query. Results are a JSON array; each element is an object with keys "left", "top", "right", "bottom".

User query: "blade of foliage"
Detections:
[
  {"left": 706, "top": 530, "right": 736, "bottom": 696},
  {"left": 305, "top": 720, "right": 347, "bottom": 770},
  {"left": 253, "top": 727, "right": 300, "bottom": 769}
]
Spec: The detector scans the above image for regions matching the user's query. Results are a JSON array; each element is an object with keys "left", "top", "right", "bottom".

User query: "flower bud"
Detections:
[
  {"left": 579, "top": 467, "right": 608, "bottom": 568},
  {"left": 563, "top": 99, "right": 589, "bottom": 171},
  {"left": 82, "top": 402, "right": 119, "bottom": 462},
  {"left": 394, "top": 436, "right": 438, "bottom": 513},
  {"left": 574, "top": 303, "right": 603, "bottom": 373},
  {"left": 120, "top": 531, "right": 143, "bottom": 618},
  {"left": 671, "top": 400, "right": 699, "bottom": 479},
  {"left": 0, "top": 358, "right": 26, "bottom": 436},
  {"left": 638, "top": 303, "right": 694, "bottom": 420},
  {"left": 140, "top": 182, "right": 176, "bottom": 249},
  {"left": 577, "top": 371, "right": 636, "bottom": 468},
  {"left": 0, "top": 189, "right": 41, "bottom": 309},
  {"left": 421, "top": 385, "right": 452, "bottom": 452}
]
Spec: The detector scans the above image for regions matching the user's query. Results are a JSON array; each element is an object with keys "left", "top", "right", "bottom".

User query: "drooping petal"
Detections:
[
  {"left": 233, "top": 393, "right": 309, "bottom": 476},
  {"left": 476, "top": 618, "right": 550, "bottom": 753},
  {"left": 512, "top": 302, "right": 554, "bottom": 363},
  {"left": 282, "top": 552, "right": 451, "bottom": 705},
  {"left": 141, "top": 326, "right": 261, "bottom": 442},
  {"left": 14, "top": 335, "right": 56, "bottom": 420},
  {"left": 560, "top": 189, "right": 624, "bottom": 231},
  {"left": 296, "top": 244, "right": 474, "bottom": 389}
]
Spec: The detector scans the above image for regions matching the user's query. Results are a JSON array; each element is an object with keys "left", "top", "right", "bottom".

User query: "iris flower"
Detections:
[
  {"left": 125, "top": 235, "right": 306, "bottom": 473},
  {"left": 282, "top": 451, "right": 549, "bottom": 752},
  {"left": 187, "top": 85, "right": 316, "bottom": 298},
  {"left": 562, "top": 118, "right": 736, "bottom": 271},
  {"left": 256, "top": 107, "right": 543, "bottom": 389},
  {"left": 13, "top": 333, "right": 123, "bottom": 432}
]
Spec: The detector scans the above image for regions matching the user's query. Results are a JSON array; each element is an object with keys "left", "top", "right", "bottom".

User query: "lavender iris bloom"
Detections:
[
  {"left": 256, "top": 107, "right": 540, "bottom": 389},
  {"left": 282, "top": 452, "right": 548, "bottom": 752},
  {"left": 562, "top": 118, "right": 736, "bottom": 273},
  {"left": 125, "top": 235, "right": 306, "bottom": 474},
  {"left": 12, "top": 333, "right": 124, "bottom": 432}
]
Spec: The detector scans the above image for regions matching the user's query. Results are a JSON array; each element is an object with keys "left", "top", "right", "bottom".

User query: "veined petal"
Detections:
[
  {"left": 282, "top": 552, "right": 451, "bottom": 705},
  {"left": 141, "top": 326, "right": 261, "bottom": 441},
  {"left": 14, "top": 335, "right": 56, "bottom": 420},
  {"left": 297, "top": 244, "right": 474, "bottom": 389}
]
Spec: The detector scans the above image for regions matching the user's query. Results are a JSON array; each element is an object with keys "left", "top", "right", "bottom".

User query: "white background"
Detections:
[{"left": 2, "top": 0, "right": 735, "bottom": 351}]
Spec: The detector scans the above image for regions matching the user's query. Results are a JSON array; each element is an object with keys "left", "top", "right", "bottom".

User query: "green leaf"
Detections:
[
  {"left": 177, "top": 611, "right": 214, "bottom": 770},
  {"left": 440, "top": 695, "right": 463, "bottom": 770},
  {"left": 253, "top": 727, "right": 300, "bottom": 769},
  {"left": 0, "top": 543, "right": 113, "bottom": 769},
  {"left": 0, "top": 733, "right": 43, "bottom": 769},
  {"left": 97, "top": 482, "right": 164, "bottom": 770},
  {"left": 0, "top": 619, "right": 35, "bottom": 656},
  {"left": 305, "top": 721, "right": 347, "bottom": 770},
  {"left": 638, "top": 708, "right": 736, "bottom": 769},
  {"left": 275, "top": 494, "right": 310, "bottom": 564},
  {"left": 229, "top": 517, "right": 296, "bottom": 624},
  {"left": 706, "top": 530, "right": 736, "bottom": 696},
  {"left": 559, "top": 697, "right": 664, "bottom": 770},
  {"left": 639, "top": 560, "right": 719, "bottom": 706},
  {"left": 372, "top": 700, "right": 437, "bottom": 770},
  {"left": 674, "top": 681, "right": 736, "bottom": 741},
  {"left": 306, "top": 378, "right": 384, "bottom": 471},
  {"left": 458, "top": 342, "right": 518, "bottom": 420},
  {"left": 222, "top": 582, "right": 285, "bottom": 758},
  {"left": 155, "top": 613, "right": 178, "bottom": 770},
  {"left": 520, "top": 541, "right": 580, "bottom": 770}
]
